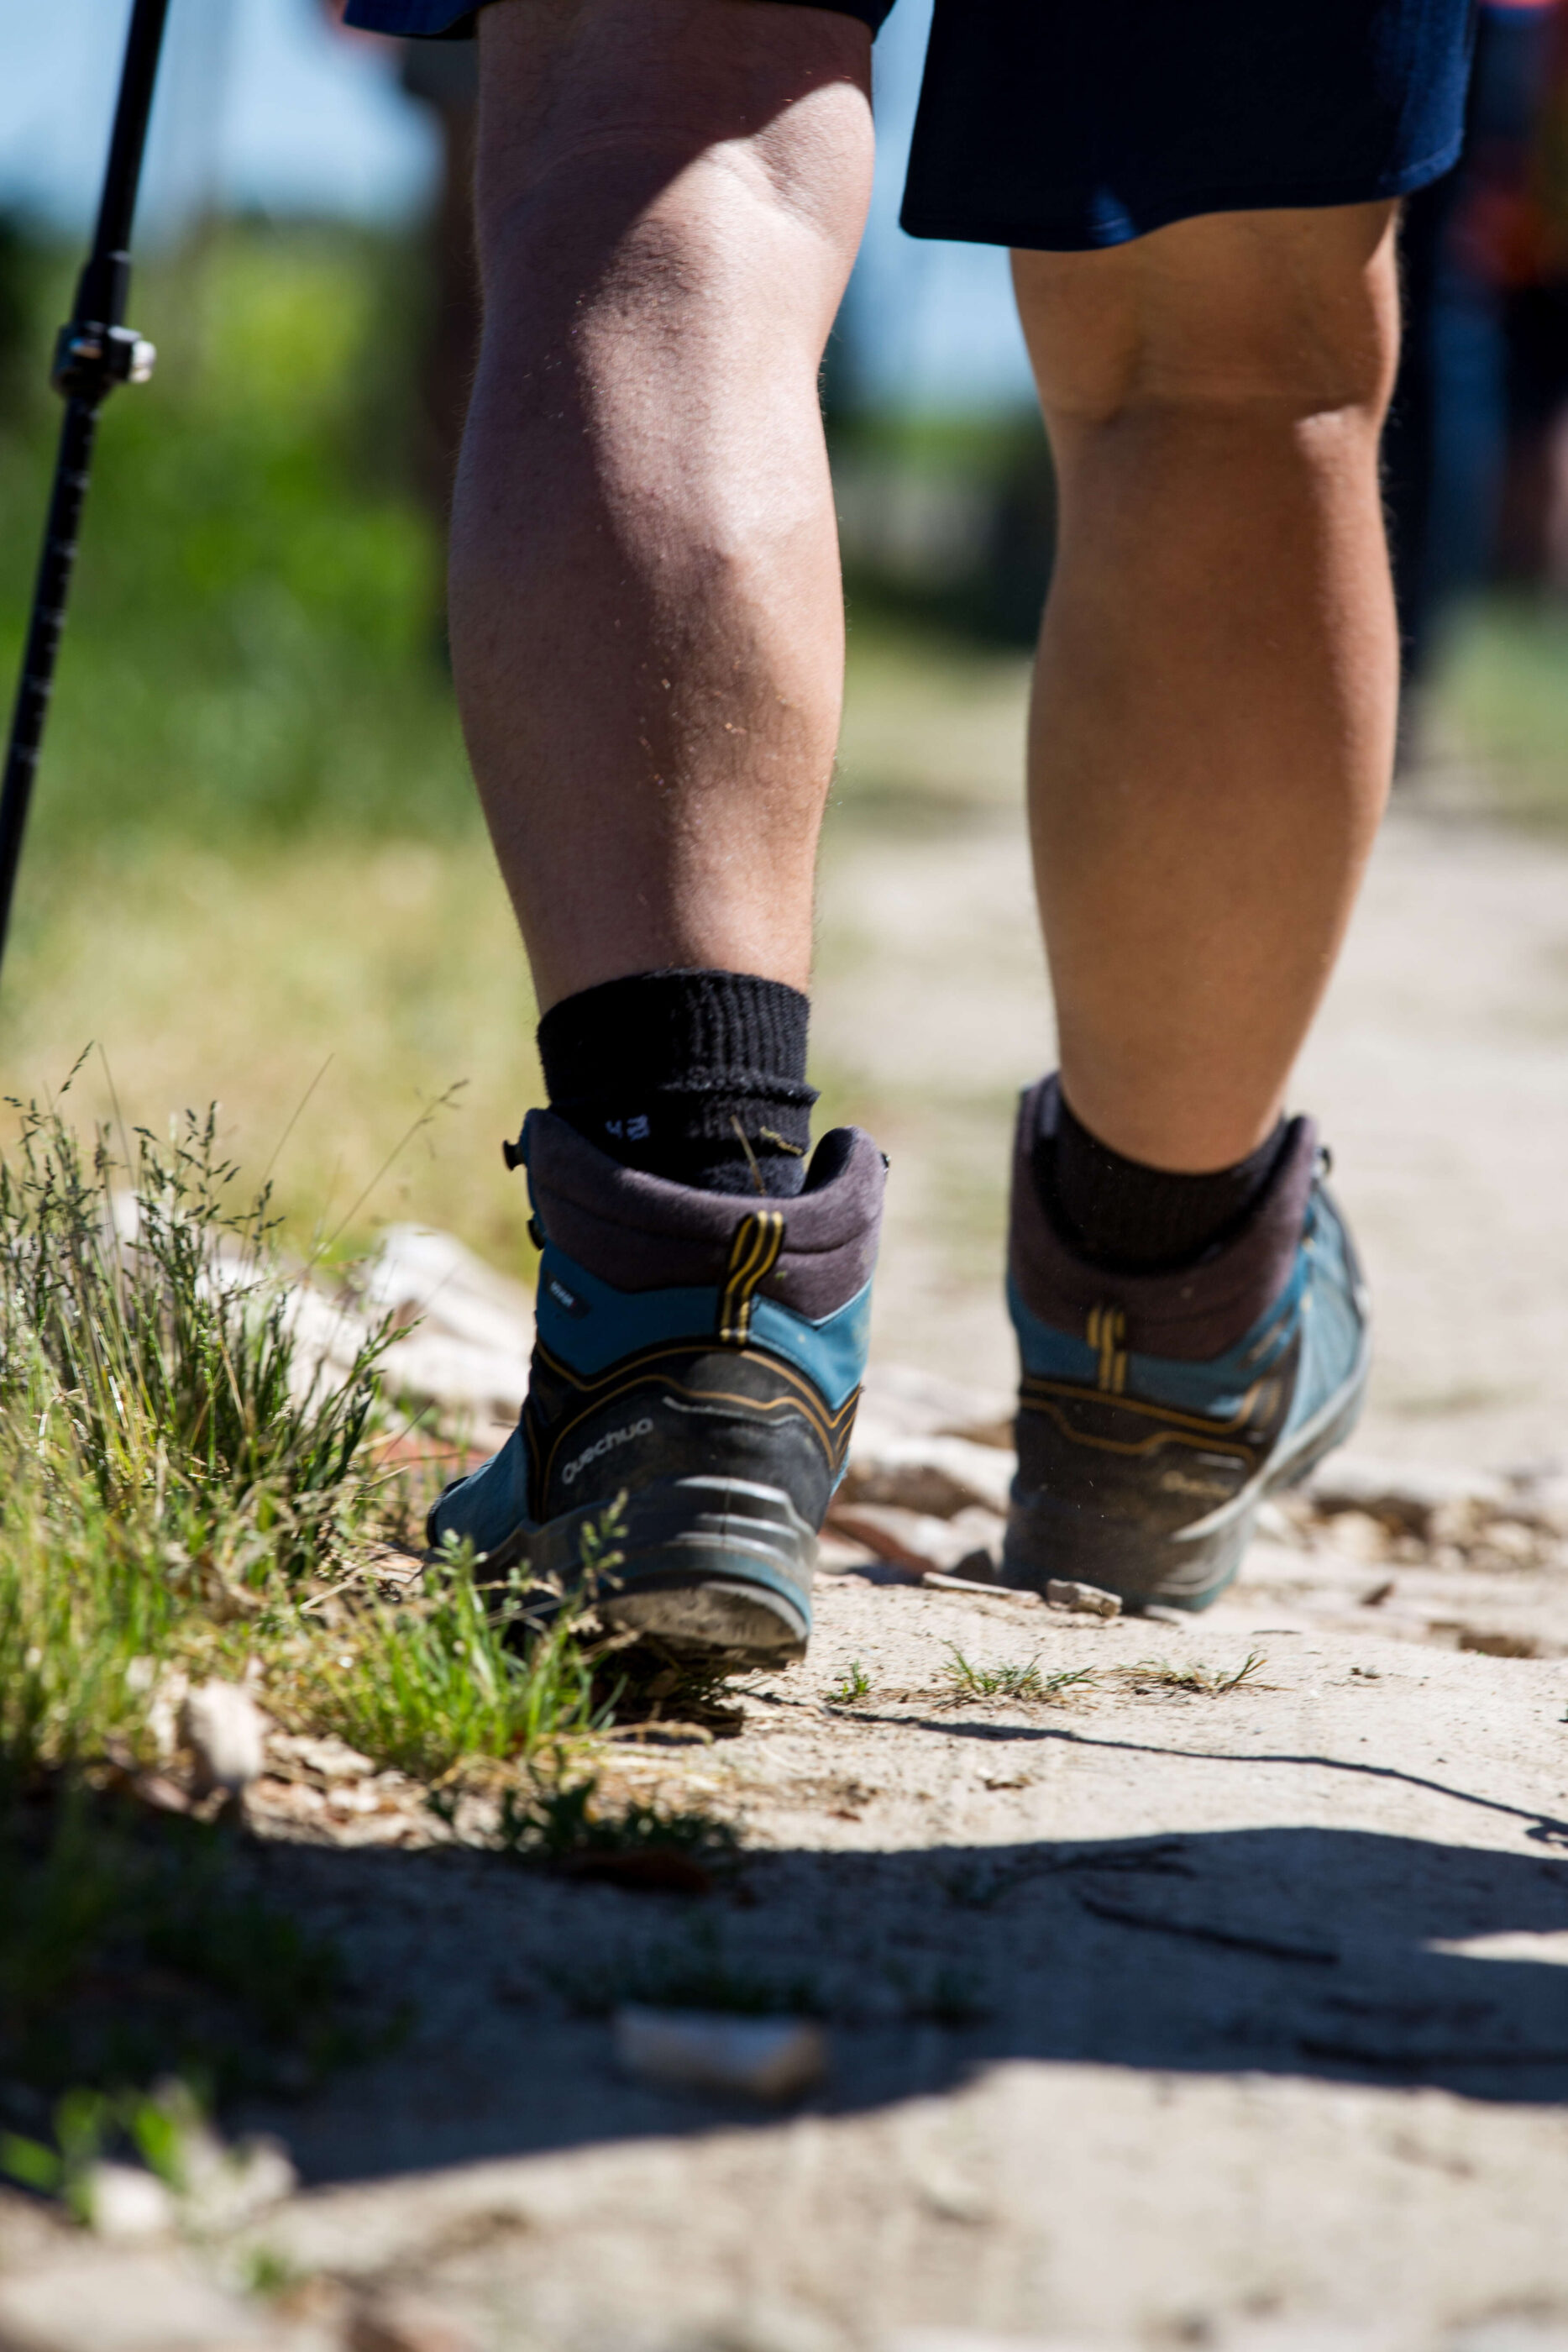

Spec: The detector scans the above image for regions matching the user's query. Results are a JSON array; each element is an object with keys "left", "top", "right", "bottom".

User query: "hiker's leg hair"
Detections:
[
  {"left": 1014, "top": 200, "right": 1400, "bottom": 1169},
  {"left": 449, "top": 0, "right": 873, "bottom": 1012}
]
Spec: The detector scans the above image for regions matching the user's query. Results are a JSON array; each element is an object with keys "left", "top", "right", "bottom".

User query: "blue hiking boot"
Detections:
[
  {"left": 1003, "top": 1077, "right": 1370, "bottom": 1612},
  {"left": 427, "top": 1109, "right": 885, "bottom": 1663}
]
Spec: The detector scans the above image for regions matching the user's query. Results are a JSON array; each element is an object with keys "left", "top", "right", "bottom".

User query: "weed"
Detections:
[
  {"left": 0, "top": 1094, "right": 395, "bottom": 1585},
  {"left": 936, "top": 1646, "right": 1099, "bottom": 1707},
  {"left": 240, "top": 2246, "right": 302, "bottom": 2298},
  {"left": 602, "top": 1641, "right": 748, "bottom": 1737},
  {"left": 301, "top": 1541, "right": 609, "bottom": 1782},
  {"left": 0, "top": 2077, "right": 207, "bottom": 2218},
  {"left": 0, "top": 1099, "right": 609, "bottom": 2140},
  {"left": 0, "top": 1099, "right": 619, "bottom": 1796},
  {"left": 823, "top": 1661, "right": 873, "bottom": 1706},
  {"left": 1120, "top": 1651, "right": 1270, "bottom": 1698}
]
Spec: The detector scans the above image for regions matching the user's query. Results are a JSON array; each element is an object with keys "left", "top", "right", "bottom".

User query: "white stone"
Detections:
[
  {"left": 1307, "top": 1455, "right": 1510, "bottom": 1532},
  {"left": 614, "top": 2007, "right": 828, "bottom": 2102},
  {"left": 80, "top": 2165, "right": 176, "bottom": 2243},
  {"left": 1322, "top": 1509, "right": 1392, "bottom": 1564},
  {"left": 179, "top": 1681, "right": 266, "bottom": 1797},
  {"left": 1045, "top": 1579, "right": 1121, "bottom": 1620},
  {"left": 360, "top": 1225, "right": 532, "bottom": 1357},
  {"left": 376, "top": 1330, "right": 530, "bottom": 1422},
  {"left": 281, "top": 1282, "right": 378, "bottom": 1404},
  {"left": 842, "top": 1432, "right": 1016, "bottom": 1519},
  {"left": 857, "top": 1362, "right": 1013, "bottom": 1443},
  {"left": 826, "top": 1502, "right": 1002, "bottom": 1578},
  {"left": 0, "top": 2250, "right": 288, "bottom": 2349}
]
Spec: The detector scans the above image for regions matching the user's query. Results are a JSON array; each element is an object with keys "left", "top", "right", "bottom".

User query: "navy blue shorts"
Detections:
[{"left": 344, "top": 0, "right": 1476, "bottom": 252}]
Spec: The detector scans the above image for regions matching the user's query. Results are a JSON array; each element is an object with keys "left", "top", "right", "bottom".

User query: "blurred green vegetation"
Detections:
[
  {"left": 0, "top": 218, "right": 471, "bottom": 865},
  {"left": 7, "top": 210, "right": 1562, "bottom": 881},
  {"left": 0, "top": 218, "right": 534, "bottom": 1264},
  {"left": 0, "top": 211, "right": 1565, "bottom": 1271},
  {"left": 830, "top": 404, "right": 1057, "bottom": 648},
  {"left": 1434, "top": 596, "right": 1568, "bottom": 816}
]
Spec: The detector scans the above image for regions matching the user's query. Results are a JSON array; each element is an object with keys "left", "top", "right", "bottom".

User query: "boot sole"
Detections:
[
  {"left": 1003, "top": 1345, "right": 1370, "bottom": 1614},
  {"left": 470, "top": 1476, "right": 815, "bottom": 1666}
]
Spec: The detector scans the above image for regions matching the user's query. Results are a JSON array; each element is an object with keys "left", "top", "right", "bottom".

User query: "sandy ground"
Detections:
[{"left": 11, "top": 1551, "right": 1563, "bottom": 2352}]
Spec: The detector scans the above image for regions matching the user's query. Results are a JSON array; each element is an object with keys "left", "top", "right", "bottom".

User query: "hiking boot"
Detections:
[
  {"left": 1003, "top": 1077, "right": 1369, "bottom": 1612},
  {"left": 427, "top": 1109, "right": 885, "bottom": 1663}
]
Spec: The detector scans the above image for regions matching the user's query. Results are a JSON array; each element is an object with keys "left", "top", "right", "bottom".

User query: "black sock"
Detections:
[
  {"left": 537, "top": 969, "right": 816, "bottom": 1198},
  {"left": 1038, "top": 1086, "right": 1288, "bottom": 1272}
]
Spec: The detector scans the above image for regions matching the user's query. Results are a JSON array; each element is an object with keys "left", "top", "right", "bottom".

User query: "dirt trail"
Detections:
[
  {"left": 12, "top": 1556, "right": 1562, "bottom": 2352},
  {"left": 819, "top": 659, "right": 1568, "bottom": 1478},
  {"left": 6, "top": 679, "right": 1568, "bottom": 2350}
]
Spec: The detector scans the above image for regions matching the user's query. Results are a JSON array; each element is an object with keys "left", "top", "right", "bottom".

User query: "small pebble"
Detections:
[
  {"left": 81, "top": 2163, "right": 176, "bottom": 2243},
  {"left": 348, "top": 2291, "right": 480, "bottom": 2352},
  {"left": 1046, "top": 1579, "right": 1121, "bottom": 1620},
  {"left": 180, "top": 1680, "right": 266, "bottom": 1797},
  {"left": 614, "top": 2007, "right": 829, "bottom": 2102}
]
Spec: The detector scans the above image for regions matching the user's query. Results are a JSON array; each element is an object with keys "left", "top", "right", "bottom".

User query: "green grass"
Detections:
[
  {"left": 0, "top": 223, "right": 537, "bottom": 1269},
  {"left": 823, "top": 1660, "right": 873, "bottom": 1706},
  {"left": 0, "top": 1088, "right": 621, "bottom": 1790},
  {"left": 0, "top": 1088, "right": 397, "bottom": 1803},
  {"left": 0, "top": 225, "right": 463, "bottom": 858},
  {"left": 0, "top": 1084, "right": 391, "bottom": 1580},
  {"left": 0, "top": 1091, "right": 632, "bottom": 2141},
  {"left": 936, "top": 1646, "right": 1099, "bottom": 1708},
  {"left": 1434, "top": 596, "right": 1568, "bottom": 816},
  {"left": 307, "top": 1537, "right": 614, "bottom": 1786}
]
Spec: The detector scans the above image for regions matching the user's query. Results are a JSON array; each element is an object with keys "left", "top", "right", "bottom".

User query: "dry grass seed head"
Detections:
[{"left": 1120, "top": 1651, "right": 1271, "bottom": 1698}]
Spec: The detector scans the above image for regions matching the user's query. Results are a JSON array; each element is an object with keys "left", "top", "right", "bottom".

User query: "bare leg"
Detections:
[
  {"left": 449, "top": 0, "right": 873, "bottom": 1014},
  {"left": 1013, "top": 202, "right": 1400, "bottom": 1171}
]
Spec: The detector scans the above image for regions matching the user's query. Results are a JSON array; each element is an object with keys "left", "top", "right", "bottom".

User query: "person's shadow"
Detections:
[{"left": 244, "top": 1726, "right": 1568, "bottom": 2186}]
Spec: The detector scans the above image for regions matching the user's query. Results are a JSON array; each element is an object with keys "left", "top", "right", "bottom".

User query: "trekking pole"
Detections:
[{"left": 0, "top": 0, "right": 173, "bottom": 985}]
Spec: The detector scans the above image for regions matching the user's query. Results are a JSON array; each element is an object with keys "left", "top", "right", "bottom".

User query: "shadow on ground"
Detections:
[{"left": 240, "top": 1775, "right": 1568, "bottom": 2186}]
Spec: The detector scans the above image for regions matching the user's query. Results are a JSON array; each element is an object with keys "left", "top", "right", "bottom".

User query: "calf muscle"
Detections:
[
  {"left": 1014, "top": 205, "right": 1401, "bottom": 1170},
  {"left": 449, "top": 0, "right": 873, "bottom": 1011}
]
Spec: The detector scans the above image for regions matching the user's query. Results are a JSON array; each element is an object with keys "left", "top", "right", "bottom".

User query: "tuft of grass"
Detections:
[
  {"left": 0, "top": 1092, "right": 613, "bottom": 1793},
  {"left": 936, "top": 1646, "right": 1099, "bottom": 1708},
  {"left": 0, "top": 1095, "right": 624, "bottom": 2139},
  {"left": 0, "top": 1095, "right": 391, "bottom": 1790},
  {"left": 1120, "top": 1651, "right": 1269, "bottom": 1698},
  {"left": 0, "top": 1087, "right": 395, "bottom": 1590},
  {"left": 823, "top": 1660, "right": 873, "bottom": 1706},
  {"left": 299, "top": 1540, "right": 611, "bottom": 1785}
]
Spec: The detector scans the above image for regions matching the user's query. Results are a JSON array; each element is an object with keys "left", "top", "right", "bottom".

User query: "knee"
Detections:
[
  {"left": 469, "top": 0, "right": 873, "bottom": 351},
  {"left": 1014, "top": 201, "right": 1401, "bottom": 438}
]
